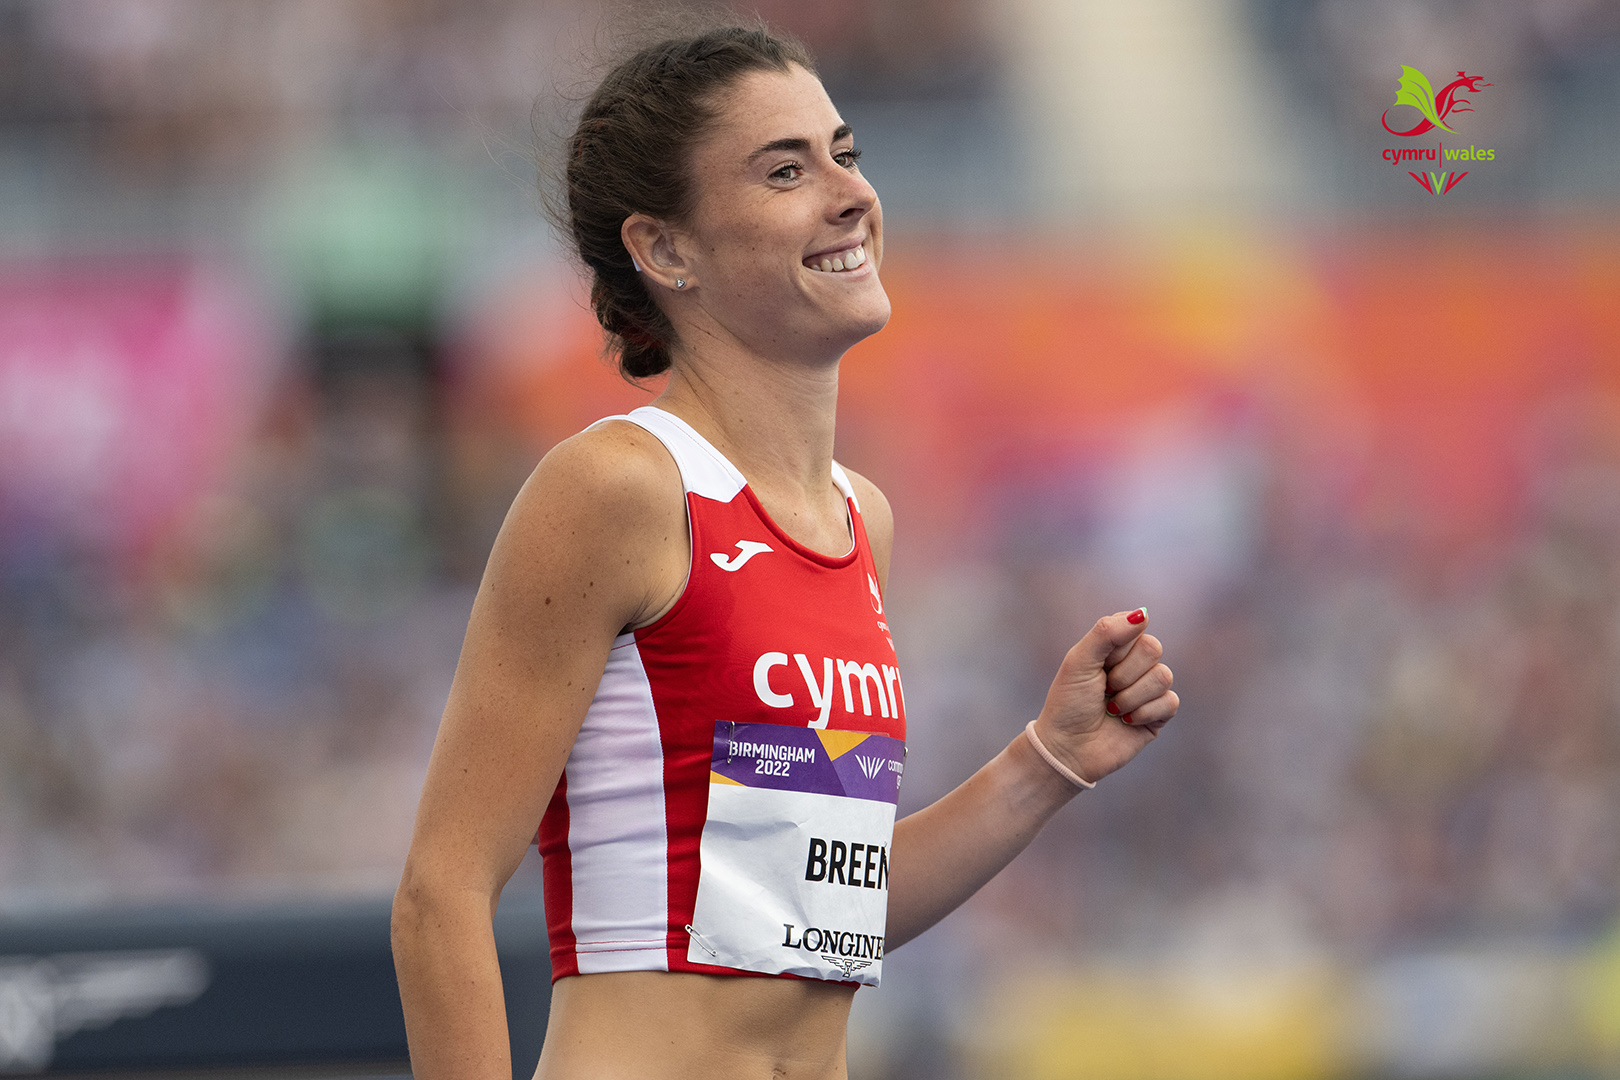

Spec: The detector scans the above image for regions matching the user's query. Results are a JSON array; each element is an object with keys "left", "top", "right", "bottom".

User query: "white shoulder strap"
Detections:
[
  {"left": 829, "top": 461, "right": 861, "bottom": 511},
  {"left": 588, "top": 407, "right": 859, "bottom": 509},
  {"left": 587, "top": 406, "right": 747, "bottom": 501}
]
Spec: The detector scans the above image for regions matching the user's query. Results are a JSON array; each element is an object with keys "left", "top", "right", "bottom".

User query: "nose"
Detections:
[{"left": 832, "top": 162, "right": 877, "bottom": 221}]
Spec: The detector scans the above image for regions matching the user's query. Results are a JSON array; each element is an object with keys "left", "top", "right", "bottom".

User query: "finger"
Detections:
[
  {"left": 1067, "top": 608, "right": 1149, "bottom": 677},
  {"left": 1120, "top": 688, "right": 1179, "bottom": 728},
  {"left": 1107, "top": 664, "right": 1174, "bottom": 719},
  {"left": 1104, "top": 634, "right": 1164, "bottom": 694}
]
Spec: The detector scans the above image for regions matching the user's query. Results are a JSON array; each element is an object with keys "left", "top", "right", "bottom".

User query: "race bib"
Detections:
[{"left": 685, "top": 722, "right": 905, "bottom": 985}]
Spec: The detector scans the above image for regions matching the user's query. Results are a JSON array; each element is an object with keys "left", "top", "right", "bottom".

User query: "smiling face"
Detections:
[{"left": 672, "top": 64, "right": 889, "bottom": 365}]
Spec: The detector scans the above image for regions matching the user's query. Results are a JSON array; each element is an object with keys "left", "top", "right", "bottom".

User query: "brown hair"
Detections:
[{"left": 549, "top": 23, "right": 816, "bottom": 380}]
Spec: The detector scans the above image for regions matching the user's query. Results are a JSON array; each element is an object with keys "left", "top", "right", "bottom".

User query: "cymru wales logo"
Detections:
[{"left": 1378, "top": 66, "right": 1496, "bottom": 194}]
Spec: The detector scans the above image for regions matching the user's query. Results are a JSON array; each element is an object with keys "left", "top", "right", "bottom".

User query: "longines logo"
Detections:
[
  {"left": 822, "top": 955, "right": 873, "bottom": 978},
  {"left": 779, "top": 923, "right": 884, "bottom": 976}
]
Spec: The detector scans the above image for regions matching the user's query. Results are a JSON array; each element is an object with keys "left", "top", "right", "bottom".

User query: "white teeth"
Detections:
[{"left": 808, "top": 244, "right": 866, "bottom": 272}]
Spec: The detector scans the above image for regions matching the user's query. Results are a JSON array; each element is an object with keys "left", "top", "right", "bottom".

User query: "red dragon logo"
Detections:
[{"left": 1382, "top": 67, "right": 1491, "bottom": 136}]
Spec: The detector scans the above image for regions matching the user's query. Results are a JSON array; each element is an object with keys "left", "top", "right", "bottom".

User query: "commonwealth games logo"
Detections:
[{"left": 1378, "top": 66, "right": 1495, "bottom": 194}]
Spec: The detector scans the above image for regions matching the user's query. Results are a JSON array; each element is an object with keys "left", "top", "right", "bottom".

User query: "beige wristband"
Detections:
[{"left": 1024, "top": 720, "right": 1096, "bottom": 789}]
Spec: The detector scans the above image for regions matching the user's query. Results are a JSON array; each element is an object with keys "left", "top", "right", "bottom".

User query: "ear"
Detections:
[{"left": 622, "top": 214, "right": 693, "bottom": 292}]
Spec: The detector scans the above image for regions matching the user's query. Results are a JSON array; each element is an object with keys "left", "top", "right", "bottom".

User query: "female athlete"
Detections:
[{"left": 392, "top": 24, "right": 1178, "bottom": 1080}]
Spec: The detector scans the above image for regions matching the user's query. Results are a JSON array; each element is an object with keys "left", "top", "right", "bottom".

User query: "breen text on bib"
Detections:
[{"left": 686, "top": 722, "right": 905, "bottom": 985}]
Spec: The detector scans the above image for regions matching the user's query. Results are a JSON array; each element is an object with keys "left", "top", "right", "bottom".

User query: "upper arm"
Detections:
[
  {"left": 840, "top": 465, "right": 894, "bottom": 590},
  {"left": 403, "top": 422, "right": 687, "bottom": 897}
]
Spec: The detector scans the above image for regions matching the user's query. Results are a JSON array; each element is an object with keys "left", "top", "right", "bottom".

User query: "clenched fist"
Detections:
[{"left": 1030, "top": 608, "right": 1179, "bottom": 785}]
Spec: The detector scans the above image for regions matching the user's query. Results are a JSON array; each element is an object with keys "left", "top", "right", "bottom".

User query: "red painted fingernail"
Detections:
[
  {"left": 1121, "top": 713, "right": 1134, "bottom": 724},
  {"left": 1106, "top": 700, "right": 1121, "bottom": 716},
  {"left": 1127, "top": 608, "right": 1147, "bottom": 625}
]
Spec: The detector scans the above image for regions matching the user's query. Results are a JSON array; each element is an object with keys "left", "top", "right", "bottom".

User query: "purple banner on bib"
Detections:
[{"left": 709, "top": 722, "right": 904, "bottom": 805}]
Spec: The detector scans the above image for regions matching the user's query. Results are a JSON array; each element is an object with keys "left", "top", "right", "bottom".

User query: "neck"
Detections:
[{"left": 652, "top": 338, "right": 840, "bottom": 499}]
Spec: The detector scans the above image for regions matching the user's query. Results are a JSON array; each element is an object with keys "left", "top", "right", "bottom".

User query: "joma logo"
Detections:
[{"left": 711, "top": 540, "right": 773, "bottom": 571}]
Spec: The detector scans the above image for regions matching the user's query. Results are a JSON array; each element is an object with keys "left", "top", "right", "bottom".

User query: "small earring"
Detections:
[
  {"left": 675, "top": 279, "right": 686, "bottom": 290},
  {"left": 631, "top": 258, "right": 643, "bottom": 272}
]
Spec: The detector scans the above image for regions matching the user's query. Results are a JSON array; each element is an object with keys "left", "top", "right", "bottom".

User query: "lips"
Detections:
[{"left": 803, "top": 243, "right": 867, "bottom": 273}]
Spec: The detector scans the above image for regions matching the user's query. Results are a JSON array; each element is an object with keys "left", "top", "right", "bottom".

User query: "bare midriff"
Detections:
[{"left": 532, "top": 971, "right": 857, "bottom": 1080}]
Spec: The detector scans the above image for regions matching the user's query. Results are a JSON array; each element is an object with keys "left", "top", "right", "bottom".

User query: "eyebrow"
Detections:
[{"left": 747, "top": 124, "right": 853, "bottom": 164}]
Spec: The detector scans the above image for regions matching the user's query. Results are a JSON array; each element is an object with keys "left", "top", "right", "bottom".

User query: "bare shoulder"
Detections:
[
  {"left": 836, "top": 463, "right": 894, "bottom": 585},
  {"left": 490, "top": 418, "right": 687, "bottom": 631},
  {"left": 521, "top": 419, "right": 684, "bottom": 524}
]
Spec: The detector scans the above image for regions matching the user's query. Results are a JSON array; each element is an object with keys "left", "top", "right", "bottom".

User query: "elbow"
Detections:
[
  {"left": 390, "top": 854, "right": 496, "bottom": 957},
  {"left": 391, "top": 856, "right": 456, "bottom": 955},
  {"left": 391, "top": 861, "right": 428, "bottom": 958}
]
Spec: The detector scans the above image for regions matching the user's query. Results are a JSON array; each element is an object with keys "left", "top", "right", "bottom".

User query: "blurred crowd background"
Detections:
[{"left": 3, "top": 0, "right": 1620, "bottom": 1077}]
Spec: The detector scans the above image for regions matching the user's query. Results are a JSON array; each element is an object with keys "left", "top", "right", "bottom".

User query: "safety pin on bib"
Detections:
[{"left": 685, "top": 923, "right": 720, "bottom": 959}]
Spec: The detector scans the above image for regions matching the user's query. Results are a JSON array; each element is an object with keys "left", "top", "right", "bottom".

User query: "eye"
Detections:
[
  {"left": 769, "top": 162, "right": 804, "bottom": 181},
  {"left": 834, "top": 147, "right": 863, "bottom": 169}
]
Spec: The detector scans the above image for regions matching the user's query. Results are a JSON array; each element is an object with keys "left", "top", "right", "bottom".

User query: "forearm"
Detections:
[
  {"left": 392, "top": 874, "right": 512, "bottom": 1080},
  {"left": 884, "top": 729, "right": 1081, "bottom": 948}
]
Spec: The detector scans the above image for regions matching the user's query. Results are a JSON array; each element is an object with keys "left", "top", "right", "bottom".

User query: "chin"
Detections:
[
  {"left": 856, "top": 301, "right": 892, "bottom": 339},
  {"left": 828, "top": 296, "right": 891, "bottom": 355},
  {"left": 848, "top": 283, "right": 893, "bottom": 339}
]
